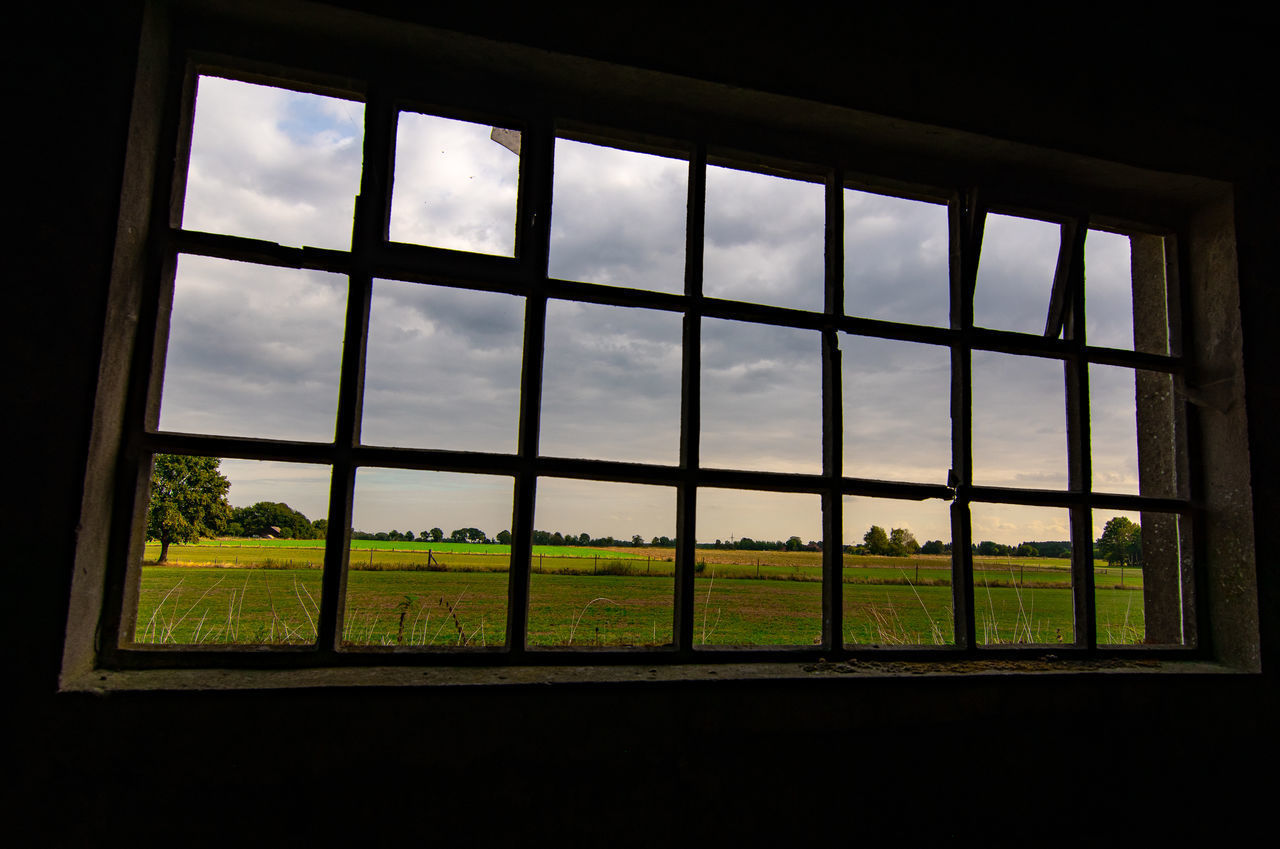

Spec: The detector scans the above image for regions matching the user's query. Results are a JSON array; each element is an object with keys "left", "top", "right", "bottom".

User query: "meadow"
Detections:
[{"left": 134, "top": 540, "right": 1147, "bottom": 648}]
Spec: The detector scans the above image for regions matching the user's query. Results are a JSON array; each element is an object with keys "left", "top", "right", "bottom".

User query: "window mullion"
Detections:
[
  {"left": 1060, "top": 217, "right": 1096, "bottom": 650},
  {"left": 507, "top": 117, "right": 556, "bottom": 656},
  {"left": 950, "top": 189, "right": 981, "bottom": 650},
  {"left": 822, "top": 167, "right": 843, "bottom": 652},
  {"left": 674, "top": 143, "right": 706, "bottom": 654},
  {"left": 318, "top": 85, "right": 394, "bottom": 655}
]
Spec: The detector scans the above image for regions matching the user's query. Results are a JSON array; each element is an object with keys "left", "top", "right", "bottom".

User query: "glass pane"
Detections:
[
  {"left": 970, "top": 503, "right": 1073, "bottom": 646},
  {"left": 842, "top": 335, "right": 950, "bottom": 483},
  {"left": 549, "top": 138, "right": 687, "bottom": 294},
  {"left": 1090, "top": 364, "right": 1139, "bottom": 495},
  {"left": 1085, "top": 229, "right": 1134, "bottom": 350},
  {"left": 701, "top": 319, "right": 821, "bottom": 473},
  {"left": 389, "top": 112, "right": 520, "bottom": 256},
  {"left": 131, "top": 456, "right": 330, "bottom": 646},
  {"left": 1090, "top": 366, "right": 1178, "bottom": 498},
  {"left": 844, "top": 189, "right": 949, "bottom": 326},
  {"left": 843, "top": 496, "right": 954, "bottom": 646},
  {"left": 158, "top": 254, "right": 346, "bottom": 442},
  {"left": 974, "top": 213, "right": 1061, "bottom": 335},
  {"left": 183, "top": 76, "right": 364, "bottom": 250},
  {"left": 1093, "top": 509, "right": 1190, "bottom": 646},
  {"left": 695, "top": 489, "right": 823, "bottom": 647},
  {"left": 540, "top": 302, "right": 682, "bottom": 464},
  {"left": 971, "top": 352, "right": 1067, "bottom": 489},
  {"left": 1092, "top": 509, "right": 1142, "bottom": 645},
  {"left": 527, "top": 479, "right": 675, "bottom": 648},
  {"left": 362, "top": 280, "right": 524, "bottom": 452},
  {"left": 704, "top": 165, "right": 824, "bottom": 311},
  {"left": 343, "top": 469, "right": 512, "bottom": 648}
]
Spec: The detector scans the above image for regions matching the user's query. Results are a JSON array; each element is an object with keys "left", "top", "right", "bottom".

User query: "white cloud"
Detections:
[
  {"left": 973, "top": 213, "right": 1061, "bottom": 335},
  {"left": 183, "top": 76, "right": 364, "bottom": 250},
  {"left": 389, "top": 112, "right": 519, "bottom": 256},
  {"left": 158, "top": 255, "right": 346, "bottom": 442}
]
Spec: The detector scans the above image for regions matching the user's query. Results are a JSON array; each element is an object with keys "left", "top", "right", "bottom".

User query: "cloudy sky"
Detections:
[{"left": 159, "top": 75, "right": 1151, "bottom": 546}]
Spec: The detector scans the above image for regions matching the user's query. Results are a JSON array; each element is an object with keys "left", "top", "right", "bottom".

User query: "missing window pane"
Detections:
[
  {"left": 362, "top": 280, "right": 524, "bottom": 452},
  {"left": 1084, "top": 229, "right": 1135, "bottom": 350},
  {"left": 182, "top": 76, "right": 364, "bottom": 251},
  {"left": 343, "top": 469, "right": 512, "bottom": 648},
  {"left": 1092, "top": 509, "right": 1191, "bottom": 646},
  {"left": 971, "top": 352, "right": 1068, "bottom": 490},
  {"left": 389, "top": 111, "right": 520, "bottom": 256},
  {"left": 129, "top": 456, "right": 331, "bottom": 646},
  {"left": 704, "top": 165, "right": 824, "bottom": 311},
  {"left": 540, "top": 301, "right": 682, "bottom": 464},
  {"left": 549, "top": 138, "right": 687, "bottom": 294},
  {"left": 844, "top": 189, "right": 949, "bottom": 326},
  {"left": 842, "top": 334, "right": 950, "bottom": 483},
  {"left": 695, "top": 489, "right": 823, "bottom": 647},
  {"left": 157, "top": 255, "right": 346, "bottom": 442},
  {"left": 970, "top": 503, "right": 1073, "bottom": 646},
  {"left": 1090, "top": 365, "right": 1178, "bottom": 498},
  {"left": 843, "top": 496, "right": 954, "bottom": 646},
  {"left": 527, "top": 478, "right": 675, "bottom": 649},
  {"left": 974, "top": 213, "right": 1061, "bottom": 335},
  {"left": 701, "top": 318, "right": 821, "bottom": 473}
]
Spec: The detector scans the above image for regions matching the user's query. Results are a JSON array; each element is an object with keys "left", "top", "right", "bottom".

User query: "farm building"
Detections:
[{"left": 10, "top": 1, "right": 1276, "bottom": 842}]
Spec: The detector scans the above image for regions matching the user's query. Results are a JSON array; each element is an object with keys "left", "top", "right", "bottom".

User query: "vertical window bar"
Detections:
[
  {"left": 675, "top": 143, "right": 706, "bottom": 654},
  {"left": 822, "top": 167, "right": 843, "bottom": 651},
  {"left": 320, "top": 86, "right": 392, "bottom": 653},
  {"left": 1060, "top": 217, "right": 1096, "bottom": 649},
  {"left": 950, "top": 189, "right": 981, "bottom": 650},
  {"left": 508, "top": 117, "right": 556, "bottom": 654}
]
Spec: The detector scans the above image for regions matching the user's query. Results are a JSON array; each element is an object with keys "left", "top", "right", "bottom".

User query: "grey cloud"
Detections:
[
  {"left": 973, "top": 213, "right": 1062, "bottom": 335},
  {"left": 971, "top": 350, "right": 1068, "bottom": 488},
  {"left": 540, "top": 301, "right": 683, "bottom": 464},
  {"left": 159, "top": 257, "right": 346, "bottom": 441},
  {"left": 362, "top": 282, "right": 525, "bottom": 452},
  {"left": 549, "top": 139, "right": 688, "bottom": 294}
]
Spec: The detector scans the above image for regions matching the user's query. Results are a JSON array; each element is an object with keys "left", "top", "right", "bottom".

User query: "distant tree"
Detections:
[
  {"left": 496, "top": 530, "right": 511, "bottom": 545},
  {"left": 785, "top": 535, "right": 803, "bottom": 552},
  {"left": 449, "top": 528, "right": 468, "bottom": 543},
  {"left": 888, "top": 528, "right": 919, "bottom": 556},
  {"left": 920, "top": 539, "right": 947, "bottom": 555},
  {"left": 429, "top": 527, "right": 444, "bottom": 542},
  {"left": 146, "top": 454, "right": 231, "bottom": 563},
  {"left": 233, "top": 501, "right": 319, "bottom": 540},
  {"left": 1096, "top": 516, "right": 1142, "bottom": 569},
  {"left": 1015, "top": 543, "right": 1039, "bottom": 557},
  {"left": 404, "top": 530, "right": 415, "bottom": 541},
  {"left": 863, "top": 525, "right": 890, "bottom": 556},
  {"left": 631, "top": 534, "right": 644, "bottom": 546}
]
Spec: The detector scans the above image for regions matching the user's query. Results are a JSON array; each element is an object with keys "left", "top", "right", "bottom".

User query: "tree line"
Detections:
[{"left": 143, "top": 456, "right": 1144, "bottom": 569}]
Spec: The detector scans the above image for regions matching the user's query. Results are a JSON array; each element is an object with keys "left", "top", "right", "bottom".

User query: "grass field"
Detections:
[{"left": 133, "top": 540, "right": 1147, "bottom": 647}]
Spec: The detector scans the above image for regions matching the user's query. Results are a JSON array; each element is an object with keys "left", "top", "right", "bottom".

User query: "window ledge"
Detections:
[{"left": 61, "top": 657, "right": 1246, "bottom": 693}]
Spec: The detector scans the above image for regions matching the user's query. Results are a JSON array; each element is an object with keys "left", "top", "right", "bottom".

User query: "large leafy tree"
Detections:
[
  {"left": 146, "top": 454, "right": 231, "bottom": 563},
  {"left": 888, "top": 528, "right": 920, "bottom": 556},
  {"left": 230, "top": 501, "right": 318, "bottom": 540},
  {"left": 1096, "top": 516, "right": 1142, "bottom": 569},
  {"left": 863, "top": 525, "right": 890, "bottom": 555}
]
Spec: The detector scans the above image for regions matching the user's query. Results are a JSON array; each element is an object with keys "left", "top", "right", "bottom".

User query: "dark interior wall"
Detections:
[{"left": 9, "top": 3, "right": 1277, "bottom": 842}]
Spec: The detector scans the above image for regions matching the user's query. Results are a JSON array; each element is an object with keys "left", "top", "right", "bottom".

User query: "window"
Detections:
[{"left": 63, "top": 2, "right": 1254, "bottom": 688}]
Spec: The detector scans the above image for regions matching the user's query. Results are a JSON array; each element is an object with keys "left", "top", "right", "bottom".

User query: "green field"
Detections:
[{"left": 133, "top": 540, "right": 1147, "bottom": 647}]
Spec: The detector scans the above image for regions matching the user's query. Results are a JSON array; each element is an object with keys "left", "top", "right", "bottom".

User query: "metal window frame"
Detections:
[{"left": 91, "top": 14, "right": 1203, "bottom": 674}]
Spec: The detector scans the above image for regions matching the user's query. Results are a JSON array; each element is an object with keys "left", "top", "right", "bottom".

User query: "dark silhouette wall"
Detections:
[{"left": 10, "top": 3, "right": 1277, "bottom": 842}]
